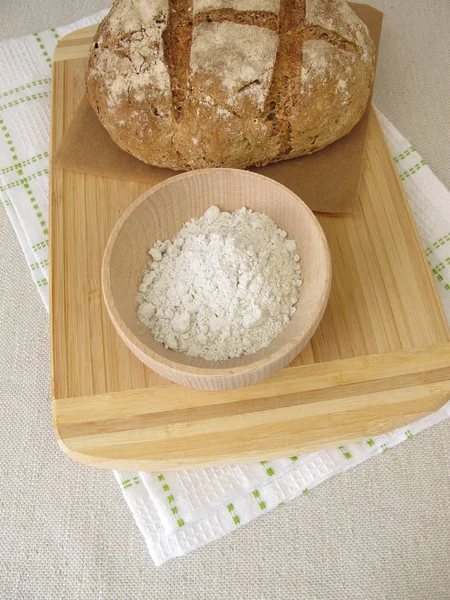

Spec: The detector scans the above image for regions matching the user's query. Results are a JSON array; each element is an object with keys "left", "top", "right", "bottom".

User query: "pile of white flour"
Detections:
[{"left": 137, "top": 206, "right": 302, "bottom": 361}]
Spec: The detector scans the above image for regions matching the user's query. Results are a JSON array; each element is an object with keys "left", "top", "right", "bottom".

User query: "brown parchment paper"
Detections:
[{"left": 53, "top": 4, "right": 383, "bottom": 214}]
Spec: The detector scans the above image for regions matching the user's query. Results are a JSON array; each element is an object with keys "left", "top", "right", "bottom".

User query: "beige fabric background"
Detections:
[{"left": 1, "top": 2, "right": 449, "bottom": 599}]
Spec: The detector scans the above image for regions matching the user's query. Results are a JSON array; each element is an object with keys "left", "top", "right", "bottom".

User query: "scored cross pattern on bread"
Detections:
[{"left": 86, "top": 0, "right": 375, "bottom": 170}]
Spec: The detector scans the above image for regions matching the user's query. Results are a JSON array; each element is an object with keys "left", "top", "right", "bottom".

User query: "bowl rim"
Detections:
[{"left": 102, "top": 168, "right": 332, "bottom": 379}]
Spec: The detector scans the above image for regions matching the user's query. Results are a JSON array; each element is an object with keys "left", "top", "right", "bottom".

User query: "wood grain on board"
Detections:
[{"left": 50, "top": 26, "right": 450, "bottom": 470}]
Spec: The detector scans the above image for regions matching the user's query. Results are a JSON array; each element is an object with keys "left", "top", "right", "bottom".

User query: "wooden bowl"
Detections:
[{"left": 102, "top": 169, "right": 331, "bottom": 390}]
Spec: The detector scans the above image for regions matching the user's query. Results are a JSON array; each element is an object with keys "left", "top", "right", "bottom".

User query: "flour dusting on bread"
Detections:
[
  {"left": 301, "top": 39, "right": 355, "bottom": 87},
  {"left": 306, "top": 0, "right": 372, "bottom": 61},
  {"left": 88, "top": 0, "right": 172, "bottom": 107},
  {"left": 193, "top": 0, "right": 281, "bottom": 14},
  {"left": 190, "top": 22, "right": 278, "bottom": 109}
]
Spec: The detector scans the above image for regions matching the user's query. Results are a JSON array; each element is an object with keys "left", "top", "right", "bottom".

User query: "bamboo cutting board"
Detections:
[{"left": 50, "top": 26, "right": 450, "bottom": 471}]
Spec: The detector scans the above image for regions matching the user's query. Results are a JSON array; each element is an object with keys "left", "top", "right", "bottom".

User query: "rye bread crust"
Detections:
[{"left": 86, "top": 0, "right": 375, "bottom": 170}]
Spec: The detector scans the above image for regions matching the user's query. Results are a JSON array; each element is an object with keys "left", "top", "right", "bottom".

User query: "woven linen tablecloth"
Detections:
[{"left": 0, "top": 10, "right": 449, "bottom": 567}]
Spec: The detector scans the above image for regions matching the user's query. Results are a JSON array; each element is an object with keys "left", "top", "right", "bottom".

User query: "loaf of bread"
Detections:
[{"left": 86, "top": 0, "right": 375, "bottom": 170}]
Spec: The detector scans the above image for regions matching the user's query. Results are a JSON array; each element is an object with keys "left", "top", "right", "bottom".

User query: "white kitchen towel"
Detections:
[
  {"left": 0, "top": 11, "right": 108, "bottom": 309},
  {"left": 1, "top": 15, "right": 449, "bottom": 566}
]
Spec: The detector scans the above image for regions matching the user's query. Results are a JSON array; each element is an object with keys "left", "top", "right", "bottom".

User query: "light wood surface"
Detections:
[
  {"left": 50, "top": 27, "right": 450, "bottom": 470},
  {"left": 103, "top": 169, "right": 331, "bottom": 390}
]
